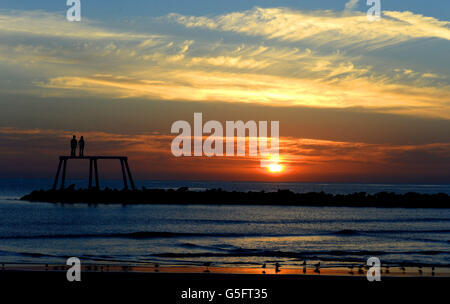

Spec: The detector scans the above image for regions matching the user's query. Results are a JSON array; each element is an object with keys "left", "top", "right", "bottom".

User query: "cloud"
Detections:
[
  {"left": 345, "top": 0, "right": 359, "bottom": 12},
  {"left": 0, "top": 9, "right": 162, "bottom": 41},
  {"left": 0, "top": 8, "right": 449, "bottom": 119},
  {"left": 169, "top": 7, "right": 450, "bottom": 49},
  {"left": 1, "top": 127, "right": 448, "bottom": 182}
]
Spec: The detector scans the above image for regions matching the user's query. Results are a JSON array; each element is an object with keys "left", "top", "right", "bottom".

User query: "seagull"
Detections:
[
  {"left": 348, "top": 264, "right": 354, "bottom": 275},
  {"left": 313, "top": 262, "right": 321, "bottom": 274},
  {"left": 275, "top": 263, "right": 281, "bottom": 273},
  {"left": 358, "top": 265, "right": 364, "bottom": 274},
  {"left": 203, "top": 262, "right": 212, "bottom": 271}
]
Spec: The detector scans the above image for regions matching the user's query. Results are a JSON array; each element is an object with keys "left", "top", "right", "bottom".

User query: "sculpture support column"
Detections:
[
  {"left": 60, "top": 159, "right": 67, "bottom": 190},
  {"left": 120, "top": 159, "right": 128, "bottom": 190},
  {"left": 94, "top": 159, "right": 99, "bottom": 189},
  {"left": 89, "top": 159, "right": 93, "bottom": 189},
  {"left": 53, "top": 159, "right": 63, "bottom": 190},
  {"left": 124, "top": 159, "right": 136, "bottom": 190}
]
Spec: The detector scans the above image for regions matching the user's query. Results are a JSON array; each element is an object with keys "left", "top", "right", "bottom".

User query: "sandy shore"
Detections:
[
  {"left": 2, "top": 263, "right": 449, "bottom": 277},
  {"left": 1, "top": 264, "right": 448, "bottom": 300}
]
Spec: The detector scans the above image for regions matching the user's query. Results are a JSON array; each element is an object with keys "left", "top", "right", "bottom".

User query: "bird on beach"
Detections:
[
  {"left": 313, "top": 262, "right": 320, "bottom": 274},
  {"left": 400, "top": 266, "right": 406, "bottom": 273},
  {"left": 302, "top": 260, "right": 307, "bottom": 267},
  {"left": 154, "top": 263, "right": 159, "bottom": 272},
  {"left": 303, "top": 267, "right": 306, "bottom": 274},
  {"left": 275, "top": 262, "right": 281, "bottom": 273},
  {"left": 348, "top": 264, "right": 354, "bottom": 275},
  {"left": 418, "top": 266, "right": 423, "bottom": 275},
  {"left": 358, "top": 265, "right": 364, "bottom": 274},
  {"left": 262, "top": 263, "right": 266, "bottom": 269},
  {"left": 203, "top": 262, "right": 212, "bottom": 273}
]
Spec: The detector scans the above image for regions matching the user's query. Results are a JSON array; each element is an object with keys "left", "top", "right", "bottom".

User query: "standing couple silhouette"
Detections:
[{"left": 70, "top": 135, "right": 85, "bottom": 157}]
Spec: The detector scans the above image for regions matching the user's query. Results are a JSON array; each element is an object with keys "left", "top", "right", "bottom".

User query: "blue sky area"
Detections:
[{"left": 1, "top": 0, "right": 448, "bottom": 20}]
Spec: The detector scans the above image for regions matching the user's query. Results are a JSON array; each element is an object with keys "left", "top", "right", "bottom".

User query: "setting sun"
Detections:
[{"left": 268, "top": 163, "right": 283, "bottom": 173}]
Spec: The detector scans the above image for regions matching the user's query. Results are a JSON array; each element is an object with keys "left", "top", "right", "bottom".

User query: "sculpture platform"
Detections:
[{"left": 53, "top": 156, "right": 135, "bottom": 190}]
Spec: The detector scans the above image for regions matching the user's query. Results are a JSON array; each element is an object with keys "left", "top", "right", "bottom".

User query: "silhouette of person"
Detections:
[
  {"left": 70, "top": 135, "right": 77, "bottom": 157},
  {"left": 79, "top": 136, "right": 85, "bottom": 157}
]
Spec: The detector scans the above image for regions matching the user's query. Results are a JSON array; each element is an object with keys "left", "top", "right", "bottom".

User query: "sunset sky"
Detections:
[{"left": 0, "top": 0, "right": 449, "bottom": 182}]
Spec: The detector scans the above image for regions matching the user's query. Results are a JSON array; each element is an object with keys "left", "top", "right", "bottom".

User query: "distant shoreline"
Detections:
[{"left": 20, "top": 187, "right": 450, "bottom": 208}]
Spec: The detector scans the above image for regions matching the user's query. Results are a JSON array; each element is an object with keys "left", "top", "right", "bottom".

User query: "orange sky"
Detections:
[{"left": 0, "top": 5, "right": 449, "bottom": 182}]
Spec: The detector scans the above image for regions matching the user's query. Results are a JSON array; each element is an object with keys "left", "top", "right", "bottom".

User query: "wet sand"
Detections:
[
  {"left": 2, "top": 263, "right": 449, "bottom": 277},
  {"left": 1, "top": 264, "right": 448, "bottom": 301}
]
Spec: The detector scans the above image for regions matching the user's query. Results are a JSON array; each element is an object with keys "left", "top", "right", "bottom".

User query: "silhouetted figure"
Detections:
[
  {"left": 70, "top": 135, "right": 77, "bottom": 157},
  {"left": 79, "top": 136, "right": 85, "bottom": 157}
]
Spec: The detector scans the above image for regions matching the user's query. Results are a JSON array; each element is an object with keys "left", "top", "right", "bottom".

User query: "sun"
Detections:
[{"left": 268, "top": 163, "right": 283, "bottom": 173}]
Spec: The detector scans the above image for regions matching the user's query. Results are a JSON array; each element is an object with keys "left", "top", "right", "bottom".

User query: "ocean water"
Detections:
[{"left": 0, "top": 178, "right": 449, "bottom": 268}]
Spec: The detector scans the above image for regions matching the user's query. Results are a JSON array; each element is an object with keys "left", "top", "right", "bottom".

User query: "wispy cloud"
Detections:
[
  {"left": 1, "top": 127, "right": 448, "bottom": 182},
  {"left": 169, "top": 7, "right": 450, "bottom": 49},
  {"left": 0, "top": 8, "right": 448, "bottom": 119},
  {"left": 345, "top": 0, "right": 359, "bottom": 12},
  {"left": 0, "top": 9, "right": 162, "bottom": 41}
]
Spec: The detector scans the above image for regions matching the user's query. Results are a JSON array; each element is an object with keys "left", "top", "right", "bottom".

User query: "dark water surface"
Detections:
[{"left": 0, "top": 179, "right": 449, "bottom": 268}]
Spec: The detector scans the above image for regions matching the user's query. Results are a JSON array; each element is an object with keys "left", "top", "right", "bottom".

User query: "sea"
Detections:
[{"left": 0, "top": 178, "right": 449, "bottom": 269}]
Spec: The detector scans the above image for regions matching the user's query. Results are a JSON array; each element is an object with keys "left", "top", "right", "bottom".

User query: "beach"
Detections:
[
  {"left": 1, "top": 266, "right": 449, "bottom": 301},
  {"left": 1, "top": 179, "right": 449, "bottom": 299}
]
